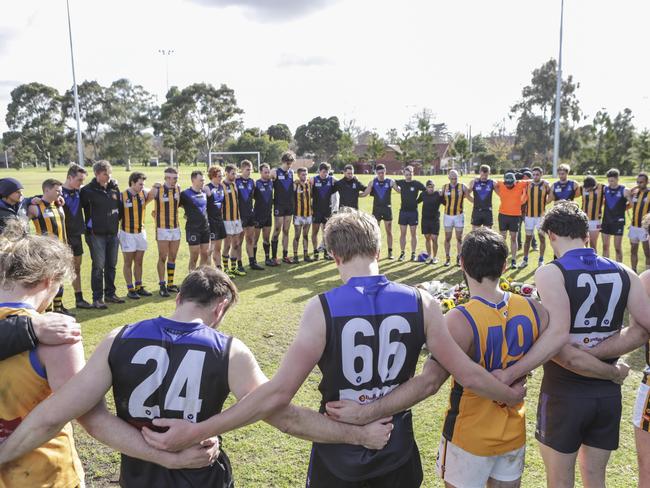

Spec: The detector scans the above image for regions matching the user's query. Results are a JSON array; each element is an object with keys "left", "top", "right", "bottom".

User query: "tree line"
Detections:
[{"left": 2, "top": 59, "right": 649, "bottom": 174}]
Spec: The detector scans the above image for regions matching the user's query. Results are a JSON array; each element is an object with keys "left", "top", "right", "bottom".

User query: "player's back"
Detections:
[
  {"left": 109, "top": 317, "right": 232, "bottom": 487},
  {"left": 543, "top": 247, "right": 630, "bottom": 395},
  {"left": 314, "top": 275, "right": 425, "bottom": 481},
  {"left": 443, "top": 293, "right": 540, "bottom": 456}
]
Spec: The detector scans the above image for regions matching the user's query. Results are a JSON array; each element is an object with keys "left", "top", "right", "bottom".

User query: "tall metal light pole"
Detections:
[
  {"left": 552, "top": 0, "right": 565, "bottom": 177},
  {"left": 158, "top": 49, "right": 175, "bottom": 94},
  {"left": 66, "top": 0, "right": 84, "bottom": 167}
]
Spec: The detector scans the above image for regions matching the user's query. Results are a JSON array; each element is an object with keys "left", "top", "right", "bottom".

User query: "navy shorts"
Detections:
[
  {"left": 421, "top": 219, "right": 440, "bottom": 236},
  {"left": 274, "top": 204, "right": 294, "bottom": 217},
  {"left": 471, "top": 209, "right": 494, "bottom": 227},
  {"left": 209, "top": 220, "right": 226, "bottom": 241},
  {"left": 313, "top": 211, "right": 331, "bottom": 225},
  {"left": 68, "top": 234, "right": 84, "bottom": 257},
  {"left": 601, "top": 219, "right": 625, "bottom": 236},
  {"left": 498, "top": 214, "right": 520, "bottom": 233},
  {"left": 399, "top": 210, "right": 419, "bottom": 226},
  {"left": 241, "top": 214, "right": 256, "bottom": 228},
  {"left": 373, "top": 206, "right": 393, "bottom": 222},
  {"left": 186, "top": 227, "right": 210, "bottom": 245},
  {"left": 536, "top": 391, "right": 622, "bottom": 453}
]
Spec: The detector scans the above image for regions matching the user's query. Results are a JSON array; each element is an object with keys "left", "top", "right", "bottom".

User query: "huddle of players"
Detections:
[{"left": 3, "top": 201, "right": 650, "bottom": 488}]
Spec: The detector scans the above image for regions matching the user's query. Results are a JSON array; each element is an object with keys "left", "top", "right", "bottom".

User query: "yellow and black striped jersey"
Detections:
[
  {"left": 442, "top": 183, "right": 466, "bottom": 216},
  {"left": 581, "top": 184, "right": 605, "bottom": 221},
  {"left": 155, "top": 184, "right": 180, "bottom": 229},
  {"left": 32, "top": 201, "right": 67, "bottom": 243},
  {"left": 631, "top": 189, "right": 650, "bottom": 228},
  {"left": 221, "top": 181, "right": 239, "bottom": 221},
  {"left": 120, "top": 190, "right": 147, "bottom": 234},
  {"left": 526, "top": 182, "right": 548, "bottom": 218},
  {"left": 294, "top": 181, "right": 312, "bottom": 217}
]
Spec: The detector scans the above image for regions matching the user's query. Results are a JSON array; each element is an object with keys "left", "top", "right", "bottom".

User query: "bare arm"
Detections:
[
  {"left": 145, "top": 184, "right": 159, "bottom": 203},
  {"left": 142, "top": 297, "right": 327, "bottom": 450},
  {"left": 552, "top": 345, "right": 628, "bottom": 382},
  {"left": 623, "top": 267, "right": 650, "bottom": 333},
  {"left": 493, "top": 264, "right": 570, "bottom": 385}
]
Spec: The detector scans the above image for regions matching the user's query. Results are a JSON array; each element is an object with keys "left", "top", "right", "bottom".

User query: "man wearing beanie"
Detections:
[{"left": 0, "top": 178, "right": 26, "bottom": 232}]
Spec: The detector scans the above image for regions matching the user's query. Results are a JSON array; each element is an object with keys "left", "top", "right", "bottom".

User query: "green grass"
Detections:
[{"left": 2, "top": 165, "right": 644, "bottom": 487}]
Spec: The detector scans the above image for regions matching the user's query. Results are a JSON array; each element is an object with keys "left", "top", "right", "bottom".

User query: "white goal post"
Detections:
[{"left": 209, "top": 151, "right": 261, "bottom": 172}]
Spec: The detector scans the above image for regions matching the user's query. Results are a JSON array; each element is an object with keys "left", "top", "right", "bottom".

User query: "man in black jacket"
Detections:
[
  {"left": 80, "top": 160, "right": 125, "bottom": 309},
  {"left": 0, "top": 178, "right": 26, "bottom": 232}
]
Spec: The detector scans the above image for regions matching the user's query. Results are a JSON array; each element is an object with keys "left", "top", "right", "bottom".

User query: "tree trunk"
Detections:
[
  {"left": 46, "top": 152, "right": 52, "bottom": 171},
  {"left": 126, "top": 157, "right": 132, "bottom": 171}
]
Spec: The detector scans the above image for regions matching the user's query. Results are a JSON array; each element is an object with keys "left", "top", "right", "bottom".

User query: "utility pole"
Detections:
[
  {"left": 552, "top": 0, "right": 565, "bottom": 177},
  {"left": 66, "top": 0, "right": 84, "bottom": 167}
]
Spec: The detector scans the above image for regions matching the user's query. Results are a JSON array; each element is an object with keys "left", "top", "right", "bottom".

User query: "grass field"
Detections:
[{"left": 2, "top": 165, "right": 645, "bottom": 487}]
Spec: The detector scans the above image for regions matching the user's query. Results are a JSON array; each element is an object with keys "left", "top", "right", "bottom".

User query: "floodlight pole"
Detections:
[
  {"left": 552, "top": 0, "right": 565, "bottom": 177},
  {"left": 66, "top": 0, "right": 84, "bottom": 167}
]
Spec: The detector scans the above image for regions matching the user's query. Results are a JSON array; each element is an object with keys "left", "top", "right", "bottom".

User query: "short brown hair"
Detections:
[
  {"left": 66, "top": 163, "right": 87, "bottom": 178},
  {"left": 178, "top": 266, "right": 239, "bottom": 313},
  {"left": 606, "top": 168, "right": 620, "bottom": 178},
  {"left": 324, "top": 208, "right": 380, "bottom": 263},
  {"left": 461, "top": 228, "right": 508, "bottom": 283},
  {"left": 224, "top": 164, "right": 237, "bottom": 174},
  {"left": 558, "top": 163, "right": 571, "bottom": 173},
  {"left": 93, "top": 160, "right": 112, "bottom": 175},
  {"left": 0, "top": 220, "right": 74, "bottom": 290},
  {"left": 164, "top": 167, "right": 178, "bottom": 175},
  {"left": 318, "top": 162, "right": 331, "bottom": 172},
  {"left": 190, "top": 170, "right": 203, "bottom": 180},
  {"left": 260, "top": 163, "right": 270, "bottom": 171},
  {"left": 343, "top": 164, "right": 354, "bottom": 172},
  {"left": 479, "top": 164, "right": 490, "bottom": 173},
  {"left": 42, "top": 179, "right": 62, "bottom": 192},
  {"left": 281, "top": 151, "right": 296, "bottom": 164},
  {"left": 208, "top": 165, "right": 223, "bottom": 179},
  {"left": 297, "top": 167, "right": 307, "bottom": 175},
  {"left": 128, "top": 172, "right": 146, "bottom": 186},
  {"left": 540, "top": 201, "right": 588, "bottom": 239},
  {"left": 375, "top": 164, "right": 386, "bottom": 172},
  {"left": 240, "top": 160, "right": 253, "bottom": 169}
]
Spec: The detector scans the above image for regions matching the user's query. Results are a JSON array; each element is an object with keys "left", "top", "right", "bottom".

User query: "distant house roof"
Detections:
[
  {"left": 292, "top": 158, "right": 315, "bottom": 170},
  {"left": 353, "top": 143, "right": 402, "bottom": 157}
]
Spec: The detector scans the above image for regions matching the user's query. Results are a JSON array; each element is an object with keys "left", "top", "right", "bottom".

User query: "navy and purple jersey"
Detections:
[
  {"left": 602, "top": 185, "right": 627, "bottom": 225},
  {"left": 273, "top": 167, "right": 294, "bottom": 208},
  {"left": 179, "top": 188, "right": 209, "bottom": 230},
  {"left": 235, "top": 177, "right": 255, "bottom": 219},
  {"left": 109, "top": 316, "right": 232, "bottom": 486},
  {"left": 254, "top": 179, "right": 274, "bottom": 218},
  {"left": 542, "top": 248, "right": 630, "bottom": 397},
  {"left": 312, "top": 175, "right": 336, "bottom": 215},
  {"left": 551, "top": 180, "right": 579, "bottom": 202},
  {"left": 370, "top": 178, "right": 393, "bottom": 209},
  {"left": 314, "top": 275, "right": 425, "bottom": 481},
  {"left": 207, "top": 182, "right": 224, "bottom": 223},
  {"left": 61, "top": 186, "right": 85, "bottom": 236},
  {"left": 395, "top": 180, "right": 426, "bottom": 212},
  {"left": 472, "top": 179, "right": 495, "bottom": 211}
]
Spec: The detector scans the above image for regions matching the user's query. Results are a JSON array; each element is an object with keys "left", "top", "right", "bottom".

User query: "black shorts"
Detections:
[
  {"left": 601, "top": 219, "right": 625, "bottom": 236},
  {"left": 241, "top": 214, "right": 256, "bottom": 228},
  {"left": 398, "top": 210, "right": 418, "bottom": 226},
  {"left": 186, "top": 227, "right": 210, "bottom": 246},
  {"left": 68, "top": 234, "right": 84, "bottom": 257},
  {"left": 422, "top": 220, "right": 440, "bottom": 236},
  {"left": 498, "top": 214, "right": 521, "bottom": 233},
  {"left": 471, "top": 209, "right": 494, "bottom": 227},
  {"left": 313, "top": 211, "right": 331, "bottom": 225},
  {"left": 209, "top": 220, "right": 227, "bottom": 241},
  {"left": 373, "top": 206, "right": 393, "bottom": 222},
  {"left": 535, "top": 392, "right": 622, "bottom": 453},
  {"left": 254, "top": 212, "right": 273, "bottom": 229},
  {"left": 306, "top": 444, "right": 423, "bottom": 488},
  {"left": 274, "top": 204, "right": 294, "bottom": 217}
]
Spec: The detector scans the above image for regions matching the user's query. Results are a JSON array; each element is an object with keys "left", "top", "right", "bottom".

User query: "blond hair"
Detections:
[
  {"left": 558, "top": 163, "right": 571, "bottom": 173},
  {"left": 324, "top": 208, "right": 380, "bottom": 263},
  {"left": 0, "top": 220, "right": 74, "bottom": 289}
]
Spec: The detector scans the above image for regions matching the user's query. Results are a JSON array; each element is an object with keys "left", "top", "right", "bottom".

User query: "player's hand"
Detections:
[
  {"left": 56, "top": 196, "right": 65, "bottom": 207},
  {"left": 153, "top": 183, "right": 162, "bottom": 189},
  {"left": 505, "top": 380, "right": 527, "bottom": 407},
  {"left": 201, "top": 436, "right": 221, "bottom": 463},
  {"left": 325, "top": 400, "right": 366, "bottom": 425},
  {"left": 31, "top": 312, "right": 82, "bottom": 345},
  {"left": 31, "top": 196, "right": 43, "bottom": 205},
  {"left": 491, "top": 368, "right": 515, "bottom": 387},
  {"left": 142, "top": 418, "right": 201, "bottom": 452},
  {"left": 164, "top": 439, "right": 219, "bottom": 469},
  {"left": 358, "top": 417, "right": 393, "bottom": 450},
  {"left": 612, "top": 361, "right": 630, "bottom": 385}
]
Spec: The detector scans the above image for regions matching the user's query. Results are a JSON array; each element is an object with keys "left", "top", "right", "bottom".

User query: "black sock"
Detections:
[
  {"left": 253, "top": 246, "right": 257, "bottom": 261},
  {"left": 271, "top": 240, "right": 278, "bottom": 259},
  {"left": 263, "top": 242, "right": 270, "bottom": 259},
  {"left": 249, "top": 257, "right": 255, "bottom": 266},
  {"left": 388, "top": 248, "right": 393, "bottom": 254},
  {"left": 283, "top": 250, "right": 288, "bottom": 259},
  {"left": 237, "top": 260, "right": 243, "bottom": 269},
  {"left": 75, "top": 291, "right": 83, "bottom": 302}
]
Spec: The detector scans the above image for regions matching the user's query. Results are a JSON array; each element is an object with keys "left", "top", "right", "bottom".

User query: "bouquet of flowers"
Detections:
[{"left": 422, "top": 278, "right": 537, "bottom": 314}]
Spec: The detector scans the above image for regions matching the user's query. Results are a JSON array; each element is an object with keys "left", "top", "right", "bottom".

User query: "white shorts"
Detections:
[
  {"left": 294, "top": 216, "right": 312, "bottom": 226},
  {"left": 224, "top": 220, "right": 243, "bottom": 236},
  {"left": 633, "top": 381, "right": 650, "bottom": 430},
  {"left": 629, "top": 225, "right": 649, "bottom": 243},
  {"left": 444, "top": 214, "right": 465, "bottom": 230},
  {"left": 119, "top": 230, "right": 147, "bottom": 253},
  {"left": 436, "top": 438, "right": 525, "bottom": 488},
  {"left": 524, "top": 216, "right": 542, "bottom": 234},
  {"left": 156, "top": 227, "right": 181, "bottom": 241},
  {"left": 588, "top": 220, "right": 602, "bottom": 232}
]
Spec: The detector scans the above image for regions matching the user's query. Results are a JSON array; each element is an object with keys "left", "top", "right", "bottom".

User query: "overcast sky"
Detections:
[{"left": 1, "top": 0, "right": 648, "bottom": 138}]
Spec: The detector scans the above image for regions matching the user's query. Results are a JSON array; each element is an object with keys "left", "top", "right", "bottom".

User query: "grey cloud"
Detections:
[
  {"left": 0, "top": 81, "right": 21, "bottom": 89},
  {"left": 187, "top": 0, "right": 340, "bottom": 21},
  {"left": 277, "top": 54, "right": 332, "bottom": 68},
  {"left": 0, "top": 29, "right": 15, "bottom": 55}
]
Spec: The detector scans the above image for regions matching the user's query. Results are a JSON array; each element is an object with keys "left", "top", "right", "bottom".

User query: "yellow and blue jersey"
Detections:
[
  {"left": 442, "top": 292, "right": 540, "bottom": 456},
  {"left": 0, "top": 303, "right": 83, "bottom": 487}
]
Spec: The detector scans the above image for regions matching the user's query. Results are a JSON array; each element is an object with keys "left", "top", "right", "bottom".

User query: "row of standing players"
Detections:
[{"left": 1, "top": 202, "right": 650, "bottom": 487}]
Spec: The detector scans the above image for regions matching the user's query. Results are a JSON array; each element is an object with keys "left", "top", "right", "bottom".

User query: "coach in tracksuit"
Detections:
[{"left": 80, "top": 160, "right": 124, "bottom": 309}]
